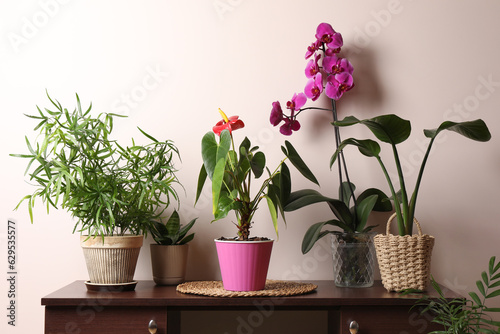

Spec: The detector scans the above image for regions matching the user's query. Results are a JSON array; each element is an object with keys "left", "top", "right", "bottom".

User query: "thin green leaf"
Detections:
[
  {"left": 284, "top": 141, "right": 319, "bottom": 185},
  {"left": 265, "top": 195, "right": 279, "bottom": 238}
]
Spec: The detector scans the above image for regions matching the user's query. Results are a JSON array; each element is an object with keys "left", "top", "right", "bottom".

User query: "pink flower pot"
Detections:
[{"left": 215, "top": 239, "right": 274, "bottom": 291}]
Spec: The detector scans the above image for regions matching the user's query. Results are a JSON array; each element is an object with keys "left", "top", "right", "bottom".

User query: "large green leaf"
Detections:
[
  {"left": 282, "top": 141, "right": 319, "bottom": 186},
  {"left": 339, "top": 182, "right": 356, "bottom": 207},
  {"left": 330, "top": 138, "right": 381, "bottom": 168},
  {"left": 423, "top": 119, "right": 491, "bottom": 142},
  {"left": 250, "top": 151, "right": 265, "bottom": 178},
  {"left": 354, "top": 195, "right": 378, "bottom": 232},
  {"left": 284, "top": 189, "right": 333, "bottom": 211},
  {"left": 336, "top": 114, "right": 411, "bottom": 145},
  {"left": 358, "top": 188, "right": 392, "bottom": 212},
  {"left": 301, "top": 221, "right": 335, "bottom": 254},
  {"left": 213, "top": 193, "right": 241, "bottom": 221},
  {"left": 201, "top": 130, "right": 231, "bottom": 180},
  {"left": 279, "top": 162, "right": 291, "bottom": 205}
]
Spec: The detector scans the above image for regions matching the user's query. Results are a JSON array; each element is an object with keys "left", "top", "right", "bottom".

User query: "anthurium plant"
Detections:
[
  {"left": 331, "top": 114, "right": 491, "bottom": 236},
  {"left": 11, "top": 92, "right": 181, "bottom": 238},
  {"left": 196, "top": 109, "right": 318, "bottom": 241},
  {"left": 269, "top": 22, "right": 392, "bottom": 254}
]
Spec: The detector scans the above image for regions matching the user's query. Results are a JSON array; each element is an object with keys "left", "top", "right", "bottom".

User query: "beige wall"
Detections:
[{"left": 1, "top": 0, "right": 499, "bottom": 333}]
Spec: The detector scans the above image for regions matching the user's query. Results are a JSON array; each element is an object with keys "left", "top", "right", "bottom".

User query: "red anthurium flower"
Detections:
[
  {"left": 270, "top": 101, "right": 284, "bottom": 126},
  {"left": 280, "top": 118, "right": 301, "bottom": 136},
  {"left": 213, "top": 109, "right": 245, "bottom": 135},
  {"left": 305, "top": 73, "right": 323, "bottom": 101},
  {"left": 325, "top": 72, "right": 354, "bottom": 101}
]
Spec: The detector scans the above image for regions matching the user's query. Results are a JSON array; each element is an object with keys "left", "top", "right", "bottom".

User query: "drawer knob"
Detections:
[
  {"left": 349, "top": 320, "right": 359, "bottom": 334},
  {"left": 148, "top": 319, "right": 158, "bottom": 334}
]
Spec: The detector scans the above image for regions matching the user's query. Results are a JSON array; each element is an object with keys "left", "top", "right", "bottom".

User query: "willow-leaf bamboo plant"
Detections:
[{"left": 11, "top": 92, "right": 181, "bottom": 238}]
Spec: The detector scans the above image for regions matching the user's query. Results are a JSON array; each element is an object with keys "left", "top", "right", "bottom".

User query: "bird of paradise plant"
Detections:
[{"left": 196, "top": 109, "right": 318, "bottom": 241}]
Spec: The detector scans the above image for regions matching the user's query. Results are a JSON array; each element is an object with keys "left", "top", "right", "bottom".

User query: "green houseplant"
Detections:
[
  {"left": 149, "top": 211, "right": 197, "bottom": 285},
  {"left": 414, "top": 256, "right": 500, "bottom": 333},
  {"left": 330, "top": 114, "right": 491, "bottom": 291},
  {"left": 11, "top": 92, "right": 181, "bottom": 287},
  {"left": 269, "top": 22, "right": 392, "bottom": 287},
  {"left": 195, "top": 109, "right": 317, "bottom": 291}
]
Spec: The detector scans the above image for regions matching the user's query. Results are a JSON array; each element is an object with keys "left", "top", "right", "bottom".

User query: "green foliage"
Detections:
[
  {"left": 284, "top": 182, "right": 392, "bottom": 254},
  {"left": 196, "top": 130, "right": 317, "bottom": 240},
  {"left": 149, "top": 211, "right": 197, "bottom": 245},
  {"left": 415, "top": 256, "right": 500, "bottom": 333},
  {"left": 11, "top": 92, "right": 181, "bottom": 237},
  {"left": 332, "top": 115, "right": 491, "bottom": 236}
]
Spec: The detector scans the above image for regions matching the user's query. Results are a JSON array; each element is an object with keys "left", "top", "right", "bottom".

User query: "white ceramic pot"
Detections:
[{"left": 80, "top": 235, "right": 143, "bottom": 284}]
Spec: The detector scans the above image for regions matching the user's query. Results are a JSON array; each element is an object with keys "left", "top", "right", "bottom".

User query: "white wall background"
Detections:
[{"left": 1, "top": 0, "right": 499, "bottom": 333}]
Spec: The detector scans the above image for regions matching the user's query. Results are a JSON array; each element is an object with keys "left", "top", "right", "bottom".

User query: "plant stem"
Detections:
[
  {"left": 389, "top": 144, "right": 410, "bottom": 235},
  {"left": 331, "top": 100, "right": 357, "bottom": 213},
  {"left": 408, "top": 137, "right": 435, "bottom": 226},
  {"left": 375, "top": 156, "right": 404, "bottom": 235}
]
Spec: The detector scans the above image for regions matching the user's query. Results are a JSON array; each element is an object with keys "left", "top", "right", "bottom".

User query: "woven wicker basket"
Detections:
[{"left": 374, "top": 213, "right": 435, "bottom": 291}]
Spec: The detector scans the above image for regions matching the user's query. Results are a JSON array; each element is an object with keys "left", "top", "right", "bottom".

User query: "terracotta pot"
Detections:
[
  {"left": 215, "top": 239, "right": 273, "bottom": 292},
  {"left": 80, "top": 235, "right": 143, "bottom": 284},
  {"left": 150, "top": 244, "right": 189, "bottom": 285}
]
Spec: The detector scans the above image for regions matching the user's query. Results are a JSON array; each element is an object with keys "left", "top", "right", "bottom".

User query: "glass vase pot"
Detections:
[{"left": 331, "top": 232, "right": 376, "bottom": 288}]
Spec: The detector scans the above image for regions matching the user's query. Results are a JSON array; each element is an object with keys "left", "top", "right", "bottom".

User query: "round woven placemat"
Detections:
[{"left": 176, "top": 280, "right": 318, "bottom": 298}]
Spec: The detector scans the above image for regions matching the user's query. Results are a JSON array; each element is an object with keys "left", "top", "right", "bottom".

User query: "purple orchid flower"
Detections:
[
  {"left": 305, "top": 53, "right": 321, "bottom": 78},
  {"left": 270, "top": 101, "right": 284, "bottom": 126},
  {"left": 305, "top": 73, "right": 323, "bottom": 101},
  {"left": 325, "top": 72, "right": 354, "bottom": 101},
  {"left": 280, "top": 118, "right": 301, "bottom": 136},
  {"left": 286, "top": 92, "right": 307, "bottom": 112}
]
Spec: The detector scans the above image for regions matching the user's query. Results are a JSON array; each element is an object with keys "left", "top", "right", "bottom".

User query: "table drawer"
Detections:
[{"left": 45, "top": 306, "right": 167, "bottom": 334}]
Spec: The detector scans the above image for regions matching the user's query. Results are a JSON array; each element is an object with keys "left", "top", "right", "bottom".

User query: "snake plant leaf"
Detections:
[
  {"left": 301, "top": 220, "right": 342, "bottom": 254},
  {"left": 178, "top": 218, "right": 197, "bottom": 243},
  {"left": 250, "top": 151, "right": 266, "bottom": 178},
  {"left": 355, "top": 194, "right": 378, "bottom": 232},
  {"left": 165, "top": 210, "right": 180, "bottom": 236},
  {"left": 284, "top": 189, "right": 334, "bottom": 211},
  {"left": 179, "top": 233, "right": 194, "bottom": 245},
  {"left": 336, "top": 115, "right": 411, "bottom": 145},
  {"left": 423, "top": 119, "right": 491, "bottom": 142},
  {"left": 283, "top": 141, "right": 319, "bottom": 186},
  {"left": 330, "top": 138, "right": 381, "bottom": 169},
  {"left": 358, "top": 188, "right": 393, "bottom": 212}
]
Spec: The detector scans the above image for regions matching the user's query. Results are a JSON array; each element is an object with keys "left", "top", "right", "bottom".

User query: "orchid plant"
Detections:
[
  {"left": 196, "top": 109, "right": 317, "bottom": 241},
  {"left": 270, "top": 22, "right": 392, "bottom": 254}
]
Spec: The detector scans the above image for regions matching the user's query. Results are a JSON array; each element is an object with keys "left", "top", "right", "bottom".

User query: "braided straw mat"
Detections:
[
  {"left": 374, "top": 213, "right": 435, "bottom": 292},
  {"left": 176, "top": 280, "right": 318, "bottom": 297}
]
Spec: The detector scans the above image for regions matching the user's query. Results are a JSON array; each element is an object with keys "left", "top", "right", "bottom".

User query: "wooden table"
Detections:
[{"left": 42, "top": 280, "right": 459, "bottom": 334}]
